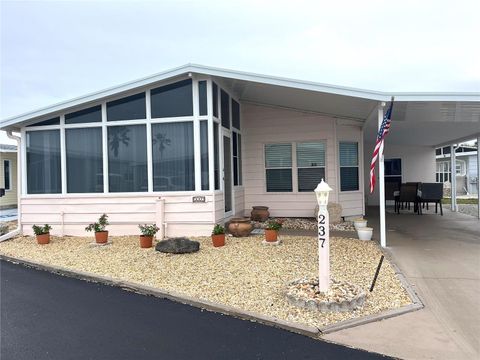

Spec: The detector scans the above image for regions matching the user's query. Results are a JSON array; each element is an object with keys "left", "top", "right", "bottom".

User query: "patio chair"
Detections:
[
  {"left": 385, "top": 182, "right": 400, "bottom": 212},
  {"left": 420, "top": 183, "right": 443, "bottom": 215},
  {"left": 396, "top": 183, "right": 422, "bottom": 214}
]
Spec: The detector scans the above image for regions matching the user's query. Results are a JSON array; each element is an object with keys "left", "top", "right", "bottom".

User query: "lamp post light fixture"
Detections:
[{"left": 314, "top": 179, "right": 333, "bottom": 293}]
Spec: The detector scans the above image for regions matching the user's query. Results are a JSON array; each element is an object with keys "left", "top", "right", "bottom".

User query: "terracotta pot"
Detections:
[
  {"left": 228, "top": 218, "right": 253, "bottom": 237},
  {"left": 265, "top": 229, "right": 278, "bottom": 242},
  {"left": 139, "top": 235, "right": 153, "bottom": 248},
  {"left": 211, "top": 234, "right": 226, "bottom": 247},
  {"left": 36, "top": 233, "right": 50, "bottom": 245},
  {"left": 251, "top": 206, "right": 270, "bottom": 222},
  {"left": 95, "top": 231, "right": 108, "bottom": 244}
]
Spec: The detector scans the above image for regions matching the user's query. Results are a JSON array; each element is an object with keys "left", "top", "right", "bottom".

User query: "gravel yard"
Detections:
[{"left": 0, "top": 234, "right": 411, "bottom": 329}]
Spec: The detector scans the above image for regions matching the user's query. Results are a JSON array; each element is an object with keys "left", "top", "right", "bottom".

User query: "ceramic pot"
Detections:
[
  {"left": 95, "top": 231, "right": 109, "bottom": 244},
  {"left": 228, "top": 218, "right": 253, "bottom": 237},
  {"left": 211, "top": 234, "right": 226, "bottom": 247},
  {"left": 264, "top": 229, "right": 278, "bottom": 242},
  {"left": 36, "top": 233, "right": 50, "bottom": 245},
  {"left": 357, "top": 227, "right": 373, "bottom": 241},
  {"left": 251, "top": 206, "right": 270, "bottom": 222},
  {"left": 139, "top": 235, "right": 153, "bottom": 248}
]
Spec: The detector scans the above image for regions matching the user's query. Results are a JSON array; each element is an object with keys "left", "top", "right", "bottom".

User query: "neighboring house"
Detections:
[
  {"left": 0, "top": 64, "right": 479, "bottom": 237},
  {"left": 436, "top": 144, "right": 478, "bottom": 196},
  {"left": 0, "top": 144, "right": 17, "bottom": 209}
]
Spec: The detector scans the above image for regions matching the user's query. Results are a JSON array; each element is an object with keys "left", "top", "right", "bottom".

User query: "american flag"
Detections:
[{"left": 370, "top": 99, "right": 394, "bottom": 193}]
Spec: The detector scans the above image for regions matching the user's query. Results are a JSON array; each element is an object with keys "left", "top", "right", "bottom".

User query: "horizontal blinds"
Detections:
[
  {"left": 339, "top": 142, "right": 358, "bottom": 166},
  {"left": 298, "top": 168, "right": 325, "bottom": 192},
  {"left": 297, "top": 142, "right": 325, "bottom": 167},
  {"left": 266, "top": 169, "right": 292, "bottom": 192},
  {"left": 265, "top": 144, "right": 292, "bottom": 168},
  {"left": 340, "top": 167, "right": 359, "bottom": 191}
]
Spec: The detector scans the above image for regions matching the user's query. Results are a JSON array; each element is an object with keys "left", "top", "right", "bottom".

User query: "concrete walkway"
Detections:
[{"left": 325, "top": 207, "right": 480, "bottom": 359}]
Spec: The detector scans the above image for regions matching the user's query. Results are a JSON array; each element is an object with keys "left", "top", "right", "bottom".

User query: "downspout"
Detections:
[{"left": 0, "top": 130, "right": 22, "bottom": 241}]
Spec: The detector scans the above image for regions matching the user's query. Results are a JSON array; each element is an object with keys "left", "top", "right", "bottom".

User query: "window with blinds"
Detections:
[
  {"left": 339, "top": 142, "right": 359, "bottom": 191},
  {"left": 265, "top": 143, "right": 292, "bottom": 192},
  {"left": 297, "top": 142, "right": 326, "bottom": 192}
]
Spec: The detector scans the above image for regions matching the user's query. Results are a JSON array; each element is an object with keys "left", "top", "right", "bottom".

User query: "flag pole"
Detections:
[{"left": 378, "top": 103, "right": 387, "bottom": 247}]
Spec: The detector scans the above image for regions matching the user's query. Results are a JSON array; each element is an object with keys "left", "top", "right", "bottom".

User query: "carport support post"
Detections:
[
  {"left": 378, "top": 104, "right": 387, "bottom": 248},
  {"left": 450, "top": 144, "right": 457, "bottom": 211},
  {"left": 477, "top": 136, "right": 480, "bottom": 219}
]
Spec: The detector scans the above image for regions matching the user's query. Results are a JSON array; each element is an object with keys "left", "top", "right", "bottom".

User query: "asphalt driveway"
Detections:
[{"left": 0, "top": 260, "right": 389, "bottom": 360}]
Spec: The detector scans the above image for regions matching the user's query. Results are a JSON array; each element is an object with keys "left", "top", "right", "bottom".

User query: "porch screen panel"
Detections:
[
  {"left": 221, "top": 90, "right": 230, "bottom": 128},
  {"left": 212, "top": 82, "right": 219, "bottom": 118},
  {"left": 26, "top": 130, "right": 61, "bottom": 194},
  {"left": 107, "top": 93, "right": 146, "bottom": 121},
  {"left": 3, "top": 160, "right": 10, "bottom": 190},
  {"left": 233, "top": 132, "right": 238, "bottom": 186},
  {"left": 198, "top": 81, "right": 208, "bottom": 116},
  {"left": 297, "top": 142, "right": 325, "bottom": 192},
  {"left": 65, "top": 105, "right": 102, "bottom": 124},
  {"left": 339, "top": 142, "right": 359, "bottom": 191},
  {"left": 232, "top": 99, "right": 240, "bottom": 129},
  {"left": 66, "top": 127, "right": 103, "bottom": 193},
  {"left": 108, "top": 125, "right": 147, "bottom": 192},
  {"left": 150, "top": 79, "right": 193, "bottom": 118},
  {"left": 265, "top": 143, "right": 292, "bottom": 192},
  {"left": 214, "top": 122, "right": 220, "bottom": 190},
  {"left": 200, "top": 121, "right": 209, "bottom": 190},
  {"left": 152, "top": 122, "right": 194, "bottom": 191}
]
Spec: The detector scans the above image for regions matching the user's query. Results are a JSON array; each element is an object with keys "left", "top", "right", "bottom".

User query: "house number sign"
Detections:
[
  {"left": 318, "top": 204, "right": 330, "bottom": 292},
  {"left": 192, "top": 196, "right": 206, "bottom": 203}
]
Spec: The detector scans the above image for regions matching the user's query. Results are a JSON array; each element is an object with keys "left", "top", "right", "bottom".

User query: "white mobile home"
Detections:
[{"left": 1, "top": 64, "right": 479, "bottom": 242}]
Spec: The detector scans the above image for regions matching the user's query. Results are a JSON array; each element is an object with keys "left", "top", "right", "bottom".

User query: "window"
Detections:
[
  {"left": 297, "top": 142, "right": 326, "bottom": 192},
  {"left": 384, "top": 158, "right": 402, "bottom": 186},
  {"left": 66, "top": 128, "right": 103, "bottom": 193},
  {"left": 3, "top": 160, "right": 11, "bottom": 191},
  {"left": 26, "top": 130, "right": 61, "bottom": 194},
  {"left": 214, "top": 122, "right": 220, "bottom": 190},
  {"left": 198, "top": 81, "right": 207, "bottom": 116},
  {"left": 151, "top": 79, "right": 193, "bottom": 118},
  {"left": 221, "top": 89, "right": 230, "bottom": 128},
  {"left": 200, "top": 121, "right": 209, "bottom": 190},
  {"left": 108, "top": 125, "right": 147, "bottom": 192},
  {"left": 107, "top": 93, "right": 146, "bottom": 121},
  {"left": 212, "top": 82, "right": 219, "bottom": 118},
  {"left": 232, "top": 99, "right": 240, "bottom": 129},
  {"left": 152, "top": 122, "right": 194, "bottom": 191},
  {"left": 265, "top": 144, "right": 292, "bottom": 192},
  {"left": 232, "top": 132, "right": 242, "bottom": 186},
  {"left": 65, "top": 105, "right": 102, "bottom": 124},
  {"left": 27, "top": 117, "right": 60, "bottom": 127},
  {"left": 436, "top": 160, "right": 465, "bottom": 182},
  {"left": 339, "top": 142, "right": 359, "bottom": 191}
]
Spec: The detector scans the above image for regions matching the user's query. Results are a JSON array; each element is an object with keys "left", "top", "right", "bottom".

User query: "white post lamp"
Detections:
[{"left": 314, "top": 179, "right": 332, "bottom": 293}]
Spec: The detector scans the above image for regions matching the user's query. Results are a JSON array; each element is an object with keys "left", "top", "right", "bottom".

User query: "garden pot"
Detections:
[
  {"left": 139, "top": 235, "right": 153, "bottom": 248},
  {"left": 357, "top": 227, "right": 373, "bottom": 241},
  {"left": 95, "top": 231, "right": 109, "bottom": 244},
  {"left": 264, "top": 229, "right": 278, "bottom": 242},
  {"left": 228, "top": 218, "right": 253, "bottom": 237},
  {"left": 211, "top": 234, "right": 226, "bottom": 247},
  {"left": 36, "top": 233, "right": 50, "bottom": 245},
  {"left": 251, "top": 206, "right": 270, "bottom": 222},
  {"left": 353, "top": 218, "right": 367, "bottom": 230}
]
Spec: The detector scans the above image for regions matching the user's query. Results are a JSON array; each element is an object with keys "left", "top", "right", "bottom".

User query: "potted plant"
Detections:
[
  {"left": 138, "top": 224, "right": 160, "bottom": 248},
  {"left": 265, "top": 219, "right": 283, "bottom": 242},
  {"left": 32, "top": 224, "right": 52, "bottom": 245},
  {"left": 211, "top": 224, "right": 226, "bottom": 247},
  {"left": 85, "top": 213, "right": 109, "bottom": 244}
]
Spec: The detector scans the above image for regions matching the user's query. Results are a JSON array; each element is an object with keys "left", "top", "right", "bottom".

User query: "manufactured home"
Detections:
[
  {"left": 0, "top": 144, "right": 17, "bottom": 209},
  {"left": 1, "top": 64, "right": 479, "bottom": 242}
]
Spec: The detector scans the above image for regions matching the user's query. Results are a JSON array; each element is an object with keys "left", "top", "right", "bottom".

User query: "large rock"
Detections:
[
  {"left": 314, "top": 202, "right": 343, "bottom": 224},
  {"left": 155, "top": 237, "right": 200, "bottom": 254}
]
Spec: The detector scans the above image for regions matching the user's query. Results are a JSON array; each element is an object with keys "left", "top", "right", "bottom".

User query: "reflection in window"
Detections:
[
  {"left": 151, "top": 79, "right": 193, "bottom": 118},
  {"left": 66, "top": 128, "right": 103, "bottom": 193},
  {"left": 152, "top": 122, "right": 194, "bottom": 191},
  {"left": 108, "top": 125, "right": 147, "bottom": 192},
  {"left": 65, "top": 105, "right": 102, "bottom": 124},
  {"left": 26, "top": 130, "right": 61, "bottom": 194},
  {"left": 107, "top": 93, "right": 146, "bottom": 121},
  {"left": 212, "top": 82, "right": 218, "bottom": 118}
]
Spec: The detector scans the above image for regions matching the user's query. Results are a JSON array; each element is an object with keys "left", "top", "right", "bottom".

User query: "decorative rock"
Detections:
[
  {"left": 155, "top": 237, "right": 200, "bottom": 254},
  {"left": 314, "top": 203, "right": 343, "bottom": 224}
]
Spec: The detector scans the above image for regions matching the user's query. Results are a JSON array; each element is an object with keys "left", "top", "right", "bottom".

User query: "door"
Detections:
[{"left": 223, "top": 135, "right": 233, "bottom": 215}]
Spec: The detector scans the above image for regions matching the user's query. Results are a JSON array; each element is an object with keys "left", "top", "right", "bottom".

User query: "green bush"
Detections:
[
  {"left": 138, "top": 224, "right": 160, "bottom": 237},
  {"left": 32, "top": 224, "right": 52, "bottom": 236},
  {"left": 212, "top": 224, "right": 225, "bottom": 235},
  {"left": 85, "top": 214, "right": 109, "bottom": 233}
]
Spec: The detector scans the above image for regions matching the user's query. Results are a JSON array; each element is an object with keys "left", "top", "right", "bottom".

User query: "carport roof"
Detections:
[{"left": 1, "top": 63, "right": 479, "bottom": 146}]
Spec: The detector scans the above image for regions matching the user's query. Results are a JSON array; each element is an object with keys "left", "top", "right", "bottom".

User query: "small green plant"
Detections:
[
  {"left": 265, "top": 219, "right": 283, "bottom": 231},
  {"left": 138, "top": 224, "right": 160, "bottom": 237},
  {"left": 32, "top": 224, "right": 52, "bottom": 236},
  {"left": 212, "top": 224, "right": 225, "bottom": 235},
  {"left": 85, "top": 214, "right": 109, "bottom": 233}
]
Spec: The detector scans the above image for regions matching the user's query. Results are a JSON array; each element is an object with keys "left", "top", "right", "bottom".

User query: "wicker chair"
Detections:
[{"left": 420, "top": 183, "right": 444, "bottom": 215}]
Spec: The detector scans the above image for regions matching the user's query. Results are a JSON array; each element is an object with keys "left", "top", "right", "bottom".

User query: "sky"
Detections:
[{"left": 1, "top": 0, "right": 479, "bottom": 144}]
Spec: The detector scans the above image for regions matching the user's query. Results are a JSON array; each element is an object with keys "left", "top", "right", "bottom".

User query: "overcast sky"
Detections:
[{"left": 1, "top": 0, "right": 479, "bottom": 144}]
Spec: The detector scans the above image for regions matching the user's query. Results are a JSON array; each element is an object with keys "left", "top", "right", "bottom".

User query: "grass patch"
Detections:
[{"left": 442, "top": 198, "right": 478, "bottom": 205}]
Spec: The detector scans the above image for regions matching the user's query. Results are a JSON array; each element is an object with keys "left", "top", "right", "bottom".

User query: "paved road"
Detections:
[{"left": 1, "top": 260, "right": 389, "bottom": 360}]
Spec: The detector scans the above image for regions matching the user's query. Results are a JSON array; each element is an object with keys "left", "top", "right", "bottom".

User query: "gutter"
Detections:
[{"left": 0, "top": 131, "right": 22, "bottom": 242}]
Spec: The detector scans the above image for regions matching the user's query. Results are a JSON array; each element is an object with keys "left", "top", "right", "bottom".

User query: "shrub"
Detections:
[
  {"left": 138, "top": 224, "right": 160, "bottom": 237},
  {"left": 212, "top": 224, "right": 225, "bottom": 235},
  {"left": 85, "top": 214, "right": 109, "bottom": 233},
  {"left": 265, "top": 219, "right": 283, "bottom": 231},
  {"left": 32, "top": 224, "right": 52, "bottom": 236}
]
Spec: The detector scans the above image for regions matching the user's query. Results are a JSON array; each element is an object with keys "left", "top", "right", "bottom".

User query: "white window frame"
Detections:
[
  {"left": 296, "top": 141, "right": 326, "bottom": 193},
  {"left": 3, "top": 159, "right": 12, "bottom": 191},
  {"left": 338, "top": 141, "right": 360, "bottom": 193}
]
